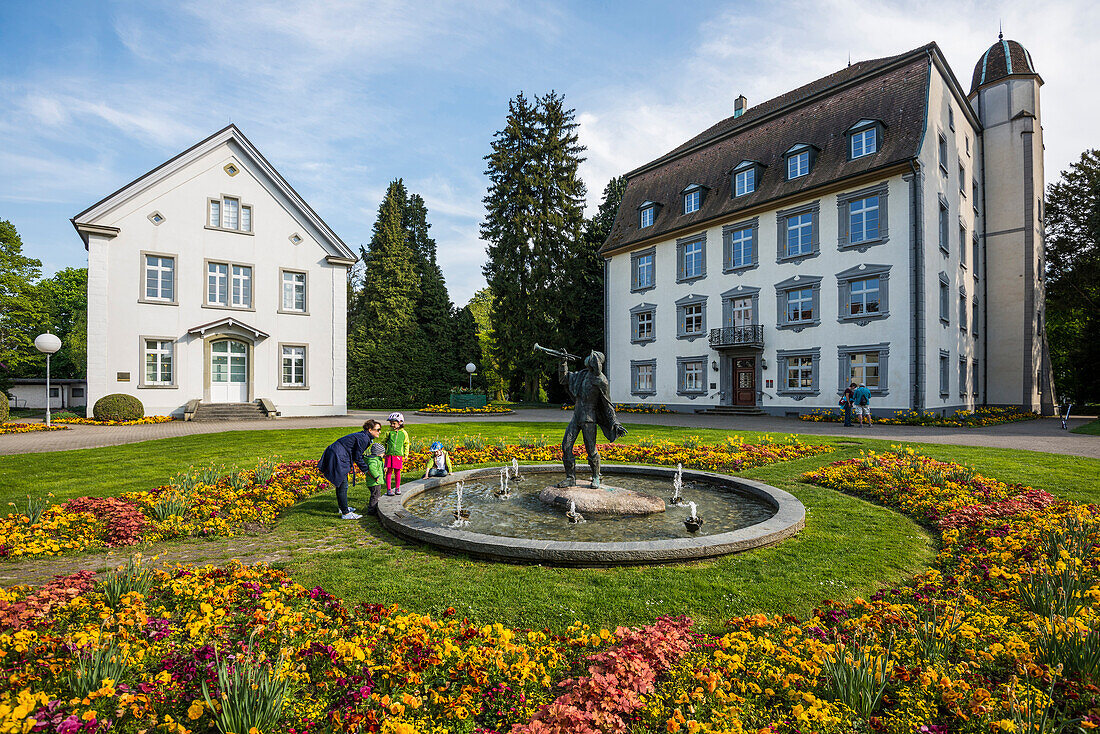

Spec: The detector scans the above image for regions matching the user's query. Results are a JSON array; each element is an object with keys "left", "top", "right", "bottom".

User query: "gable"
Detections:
[{"left": 71, "top": 125, "right": 355, "bottom": 261}]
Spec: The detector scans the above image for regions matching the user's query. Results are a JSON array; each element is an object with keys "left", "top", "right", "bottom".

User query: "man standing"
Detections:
[
  {"left": 557, "top": 350, "right": 627, "bottom": 488},
  {"left": 842, "top": 382, "right": 856, "bottom": 427},
  {"left": 853, "top": 383, "right": 872, "bottom": 427}
]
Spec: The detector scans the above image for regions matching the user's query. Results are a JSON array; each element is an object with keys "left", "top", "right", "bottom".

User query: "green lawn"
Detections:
[
  {"left": 2, "top": 421, "right": 1097, "bottom": 634},
  {"left": 1072, "top": 418, "right": 1100, "bottom": 435}
]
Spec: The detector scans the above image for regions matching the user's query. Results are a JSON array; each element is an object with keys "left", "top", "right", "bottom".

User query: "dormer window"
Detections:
[
  {"left": 846, "top": 120, "right": 883, "bottom": 160},
  {"left": 731, "top": 160, "right": 762, "bottom": 197},
  {"left": 681, "top": 184, "right": 706, "bottom": 215},
  {"left": 784, "top": 144, "right": 817, "bottom": 180},
  {"left": 639, "top": 201, "right": 658, "bottom": 228}
]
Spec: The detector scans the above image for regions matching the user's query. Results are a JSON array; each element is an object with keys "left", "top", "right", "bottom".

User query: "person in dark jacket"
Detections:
[
  {"left": 318, "top": 420, "right": 382, "bottom": 519},
  {"left": 842, "top": 382, "right": 856, "bottom": 427}
]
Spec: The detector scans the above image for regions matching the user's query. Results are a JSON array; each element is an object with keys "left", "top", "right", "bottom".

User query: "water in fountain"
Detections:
[
  {"left": 688, "top": 500, "right": 698, "bottom": 520},
  {"left": 407, "top": 471, "right": 772, "bottom": 541},
  {"left": 511, "top": 458, "right": 521, "bottom": 481},
  {"left": 669, "top": 463, "right": 685, "bottom": 506},
  {"left": 451, "top": 481, "right": 470, "bottom": 527},
  {"left": 496, "top": 467, "right": 511, "bottom": 499},
  {"left": 567, "top": 499, "right": 585, "bottom": 523}
]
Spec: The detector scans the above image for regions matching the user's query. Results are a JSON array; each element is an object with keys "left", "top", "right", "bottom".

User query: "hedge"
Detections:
[{"left": 92, "top": 393, "right": 144, "bottom": 422}]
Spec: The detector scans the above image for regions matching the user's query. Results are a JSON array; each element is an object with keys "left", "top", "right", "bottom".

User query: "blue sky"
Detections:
[{"left": 2, "top": 0, "right": 1096, "bottom": 306}]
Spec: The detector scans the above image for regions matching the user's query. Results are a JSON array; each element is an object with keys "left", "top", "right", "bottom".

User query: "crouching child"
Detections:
[{"left": 424, "top": 441, "right": 453, "bottom": 478}]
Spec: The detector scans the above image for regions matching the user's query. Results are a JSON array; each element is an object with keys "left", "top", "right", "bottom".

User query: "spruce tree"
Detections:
[
  {"left": 481, "top": 92, "right": 588, "bottom": 401},
  {"left": 405, "top": 193, "right": 456, "bottom": 402},
  {"left": 355, "top": 179, "right": 420, "bottom": 406}
]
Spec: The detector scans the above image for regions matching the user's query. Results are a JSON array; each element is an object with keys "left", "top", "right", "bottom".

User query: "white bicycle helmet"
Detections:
[{"left": 387, "top": 412, "right": 405, "bottom": 423}]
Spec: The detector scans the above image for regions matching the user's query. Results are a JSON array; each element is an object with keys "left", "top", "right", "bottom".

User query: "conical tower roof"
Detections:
[{"left": 970, "top": 34, "right": 1040, "bottom": 95}]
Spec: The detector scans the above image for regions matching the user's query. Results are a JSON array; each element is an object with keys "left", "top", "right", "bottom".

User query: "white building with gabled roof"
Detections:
[{"left": 72, "top": 124, "right": 356, "bottom": 419}]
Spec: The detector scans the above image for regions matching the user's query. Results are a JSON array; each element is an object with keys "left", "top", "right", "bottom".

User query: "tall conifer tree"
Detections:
[{"left": 481, "top": 92, "right": 588, "bottom": 400}]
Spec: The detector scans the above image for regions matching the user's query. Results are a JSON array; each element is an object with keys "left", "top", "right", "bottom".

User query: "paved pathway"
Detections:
[{"left": 2, "top": 409, "right": 1097, "bottom": 458}]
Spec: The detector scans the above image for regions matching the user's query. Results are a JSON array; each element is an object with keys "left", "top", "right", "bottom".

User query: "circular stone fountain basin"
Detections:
[{"left": 376, "top": 464, "right": 805, "bottom": 566}]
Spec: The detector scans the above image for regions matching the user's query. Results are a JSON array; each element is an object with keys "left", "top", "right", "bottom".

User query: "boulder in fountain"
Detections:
[{"left": 539, "top": 480, "right": 665, "bottom": 515}]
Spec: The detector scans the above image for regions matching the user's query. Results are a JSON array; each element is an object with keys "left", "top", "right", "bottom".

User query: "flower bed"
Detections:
[
  {"left": 561, "top": 402, "right": 675, "bottom": 413},
  {"left": 417, "top": 404, "right": 514, "bottom": 414},
  {"left": 0, "top": 440, "right": 825, "bottom": 561},
  {"left": 0, "top": 422, "right": 66, "bottom": 435},
  {"left": 0, "top": 562, "right": 624, "bottom": 733},
  {"left": 0, "top": 461, "right": 327, "bottom": 559},
  {"left": 52, "top": 415, "right": 175, "bottom": 425},
  {"left": 632, "top": 447, "right": 1100, "bottom": 731},
  {"left": 800, "top": 405, "right": 1040, "bottom": 427},
  {"left": 3, "top": 448, "right": 1096, "bottom": 730}
]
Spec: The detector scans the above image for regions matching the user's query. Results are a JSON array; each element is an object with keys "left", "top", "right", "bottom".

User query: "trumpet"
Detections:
[{"left": 533, "top": 343, "right": 580, "bottom": 361}]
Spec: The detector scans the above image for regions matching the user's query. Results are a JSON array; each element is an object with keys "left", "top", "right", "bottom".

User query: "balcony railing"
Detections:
[{"left": 709, "top": 325, "right": 765, "bottom": 348}]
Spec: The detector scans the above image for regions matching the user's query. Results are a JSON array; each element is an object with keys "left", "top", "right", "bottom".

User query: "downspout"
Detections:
[
  {"left": 978, "top": 92, "right": 989, "bottom": 407},
  {"left": 909, "top": 159, "right": 924, "bottom": 412}
]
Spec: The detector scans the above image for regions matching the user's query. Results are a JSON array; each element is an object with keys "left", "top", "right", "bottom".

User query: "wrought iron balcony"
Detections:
[{"left": 709, "top": 325, "right": 765, "bottom": 349}]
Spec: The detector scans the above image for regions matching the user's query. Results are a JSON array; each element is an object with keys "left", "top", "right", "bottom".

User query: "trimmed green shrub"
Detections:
[
  {"left": 0, "top": 392, "right": 8, "bottom": 423},
  {"left": 92, "top": 393, "right": 144, "bottom": 422}
]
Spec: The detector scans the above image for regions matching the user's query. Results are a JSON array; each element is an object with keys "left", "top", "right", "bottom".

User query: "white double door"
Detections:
[{"left": 210, "top": 339, "right": 249, "bottom": 402}]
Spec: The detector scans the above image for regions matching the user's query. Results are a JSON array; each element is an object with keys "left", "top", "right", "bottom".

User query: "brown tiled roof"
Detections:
[
  {"left": 970, "top": 37, "right": 1039, "bottom": 95},
  {"left": 602, "top": 44, "right": 935, "bottom": 254}
]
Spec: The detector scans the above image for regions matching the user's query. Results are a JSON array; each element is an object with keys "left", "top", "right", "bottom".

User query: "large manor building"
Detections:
[
  {"left": 73, "top": 125, "right": 355, "bottom": 418},
  {"left": 602, "top": 38, "right": 1056, "bottom": 416}
]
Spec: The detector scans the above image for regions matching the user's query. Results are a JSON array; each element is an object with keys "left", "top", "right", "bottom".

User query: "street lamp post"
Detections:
[
  {"left": 34, "top": 333, "right": 62, "bottom": 427},
  {"left": 465, "top": 362, "right": 476, "bottom": 391}
]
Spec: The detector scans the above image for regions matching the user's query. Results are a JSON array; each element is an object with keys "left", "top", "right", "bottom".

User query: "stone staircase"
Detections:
[
  {"left": 696, "top": 405, "right": 767, "bottom": 417},
  {"left": 190, "top": 401, "right": 271, "bottom": 422}
]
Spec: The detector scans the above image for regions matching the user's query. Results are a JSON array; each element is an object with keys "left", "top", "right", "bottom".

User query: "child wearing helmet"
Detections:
[
  {"left": 384, "top": 412, "right": 410, "bottom": 496},
  {"left": 364, "top": 441, "right": 386, "bottom": 515},
  {"left": 424, "top": 441, "right": 452, "bottom": 478}
]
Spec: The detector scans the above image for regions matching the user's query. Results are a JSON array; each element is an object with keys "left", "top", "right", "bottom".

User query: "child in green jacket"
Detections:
[
  {"left": 365, "top": 442, "right": 386, "bottom": 515},
  {"left": 384, "top": 412, "right": 410, "bottom": 496}
]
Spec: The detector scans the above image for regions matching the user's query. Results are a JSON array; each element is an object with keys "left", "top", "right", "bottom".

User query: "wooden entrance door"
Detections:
[{"left": 733, "top": 358, "right": 755, "bottom": 405}]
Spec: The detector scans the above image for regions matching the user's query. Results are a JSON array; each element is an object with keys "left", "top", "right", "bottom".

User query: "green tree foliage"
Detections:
[
  {"left": 481, "top": 92, "right": 589, "bottom": 401},
  {"left": 465, "top": 288, "right": 506, "bottom": 400},
  {"left": 0, "top": 221, "right": 45, "bottom": 394},
  {"left": 347, "top": 182, "right": 459, "bottom": 407},
  {"left": 1045, "top": 149, "right": 1100, "bottom": 403},
  {"left": 22, "top": 267, "right": 88, "bottom": 380}
]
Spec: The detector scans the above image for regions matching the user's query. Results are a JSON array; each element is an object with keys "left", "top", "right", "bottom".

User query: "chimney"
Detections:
[{"left": 734, "top": 95, "right": 748, "bottom": 118}]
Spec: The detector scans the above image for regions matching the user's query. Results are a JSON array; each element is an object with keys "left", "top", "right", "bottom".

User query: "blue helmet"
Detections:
[{"left": 430, "top": 442, "right": 443, "bottom": 451}]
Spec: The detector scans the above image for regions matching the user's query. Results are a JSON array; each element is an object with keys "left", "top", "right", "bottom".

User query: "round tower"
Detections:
[{"left": 968, "top": 35, "right": 1055, "bottom": 414}]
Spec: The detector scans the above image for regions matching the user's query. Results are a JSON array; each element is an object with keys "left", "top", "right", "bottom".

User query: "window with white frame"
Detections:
[
  {"left": 960, "top": 224, "right": 968, "bottom": 267},
  {"left": 787, "top": 150, "right": 810, "bottom": 179},
  {"left": 850, "top": 352, "right": 880, "bottom": 388},
  {"left": 939, "top": 199, "right": 949, "bottom": 253},
  {"left": 938, "top": 134, "right": 948, "bottom": 174},
  {"left": 207, "top": 262, "right": 229, "bottom": 306},
  {"left": 209, "top": 196, "right": 252, "bottom": 233},
  {"left": 631, "top": 305, "right": 655, "bottom": 343},
  {"left": 683, "top": 189, "right": 700, "bottom": 214},
  {"left": 849, "top": 195, "right": 880, "bottom": 244},
  {"left": 144, "top": 339, "right": 173, "bottom": 386},
  {"left": 677, "top": 237, "right": 706, "bottom": 281},
  {"left": 677, "top": 358, "right": 705, "bottom": 395},
  {"left": 787, "top": 287, "right": 814, "bottom": 323},
  {"left": 725, "top": 224, "right": 754, "bottom": 270},
  {"left": 633, "top": 251, "right": 655, "bottom": 291},
  {"left": 786, "top": 355, "right": 814, "bottom": 390},
  {"left": 959, "top": 358, "right": 967, "bottom": 396},
  {"left": 281, "top": 345, "right": 306, "bottom": 387},
  {"left": 939, "top": 351, "right": 950, "bottom": 396},
  {"left": 786, "top": 212, "right": 813, "bottom": 257},
  {"left": 959, "top": 289, "right": 968, "bottom": 331},
  {"left": 281, "top": 270, "right": 307, "bottom": 312},
  {"left": 631, "top": 360, "right": 655, "bottom": 395},
  {"left": 734, "top": 167, "right": 755, "bottom": 196},
  {"left": 849, "top": 277, "right": 880, "bottom": 316},
  {"left": 143, "top": 254, "right": 175, "bottom": 302},
  {"left": 851, "top": 127, "right": 877, "bottom": 159},
  {"left": 682, "top": 304, "right": 703, "bottom": 335},
  {"left": 939, "top": 275, "right": 950, "bottom": 323},
  {"left": 231, "top": 265, "right": 252, "bottom": 308},
  {"left": 640, "top": 205, "right": 655, "bottom": 228}
]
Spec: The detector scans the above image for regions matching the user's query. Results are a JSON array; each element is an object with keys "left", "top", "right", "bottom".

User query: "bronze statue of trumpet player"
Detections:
[{"left": 533, "top": 343, "right": 627, "bottom": 488}]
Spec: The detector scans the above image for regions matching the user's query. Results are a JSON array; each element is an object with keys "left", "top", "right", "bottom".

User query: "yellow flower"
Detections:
[{"left": 187, "top": 701, "right": 204, "bottom": 720}]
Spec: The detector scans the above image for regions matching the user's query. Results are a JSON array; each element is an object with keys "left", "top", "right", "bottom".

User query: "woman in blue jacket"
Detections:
[{"left": 318, "top": 419, "right": 382, "bottom": 519}]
